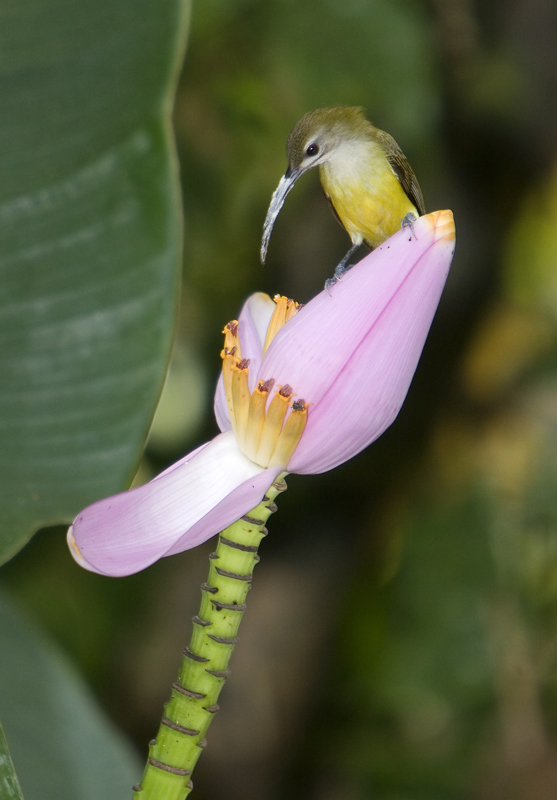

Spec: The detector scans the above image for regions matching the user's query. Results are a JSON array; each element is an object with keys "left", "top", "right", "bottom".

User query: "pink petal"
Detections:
[
  {"left": 239, "top": 292, "right": 276, "bottom": 373},
  {"left": 68, "top": 431, "right": 281, "bottom": 577},
  {"left": 214, "top": 376, "right": 231, "bottom": 433},
  {"left": 214, "top": 293, "right": 275, "bottom": 432},
  {"left": 262, "top": 211, "right": 455, "bottom": 472},
  {"left": 261, "top": 212, "right": 451, "bottom": 400},
  {"left": 164, "top": 464, "right": 282, "bottom": 556}
]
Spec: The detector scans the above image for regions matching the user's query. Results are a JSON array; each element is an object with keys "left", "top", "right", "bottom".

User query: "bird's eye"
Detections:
[{"left": 305, "top": 143, "right": 319, "bottom": 158}]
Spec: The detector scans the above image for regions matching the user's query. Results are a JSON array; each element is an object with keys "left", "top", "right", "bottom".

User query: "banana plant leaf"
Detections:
[
  {"left": 0, "top": 719, "right": 25, "bottom": 800},
  {"left": 0, "top": 585, "right": 141, "bottom": 800},
  {"left": 0, "top": 0, "right": 190, "bottom": 564}
]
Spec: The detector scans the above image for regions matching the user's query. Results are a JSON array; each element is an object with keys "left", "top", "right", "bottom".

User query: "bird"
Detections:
[{"left": 260, "top": 106, "right": 425, "bottom": 288}]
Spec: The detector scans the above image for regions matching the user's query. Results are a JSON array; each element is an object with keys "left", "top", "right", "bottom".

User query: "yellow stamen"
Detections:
[
  {"left": 243, "top": 379, "right": 274, "bottom": 462},
  {"left": 284, "top": 297, "right": 300, "bottom": 323},
  {"left": 255, "top": 385, "right": 293, "bottom": 466},
  {"left": 221, "top": 321, "right": 243, "bottom": 430},
  {"left": 220, "top": 352, "right": 236, "bottom": 429},
  {"left": 222, "top": 321, "right": 241, "bottom": 358},
  {"left": 220, "top": 302, "right": 308, "bottom": 469},
  {"left": 268, "top": 400, "right": 308, "bottom": 467},
  {"left": 231, "top": 359, "right": 250, "bottom": 449},
  {"left": 263, "top": 296, "right": 300, "bottom": 354}
]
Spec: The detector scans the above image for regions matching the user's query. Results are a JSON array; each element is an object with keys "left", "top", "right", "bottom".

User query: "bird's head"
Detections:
[
  {"left": 287, "top": 106, "right": 368, "bottom": 172},
  {"left": 261, "top": 107, "right": 369, "bottom": 263}
]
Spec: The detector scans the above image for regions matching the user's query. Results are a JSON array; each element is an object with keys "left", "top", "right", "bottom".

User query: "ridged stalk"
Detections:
[{"left": 133, "top": 475, "right": 287, "bottom": 800}]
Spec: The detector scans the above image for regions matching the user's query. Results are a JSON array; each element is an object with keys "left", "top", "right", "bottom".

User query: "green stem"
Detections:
[{"left": 133, "top": 475, "right": 287, "bottom": 800}]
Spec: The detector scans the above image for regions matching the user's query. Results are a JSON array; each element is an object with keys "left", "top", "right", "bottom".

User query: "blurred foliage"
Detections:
[
  {"left": 0, "top": 0, "right": 189, "bottom": 563},
  {"left": 0, "top": 585, "right": 140, "bottom": 800},
  {"left": 0, "top": 0, "right": 189, "bottom": 794},
  {"left": 3, "top": 0, "right": 557, "bottom": 799},
  {"left": 0, "top": 720, "right": 24, "bottom": 800}
]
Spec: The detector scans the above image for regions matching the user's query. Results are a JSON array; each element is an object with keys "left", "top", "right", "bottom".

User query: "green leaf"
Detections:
[
  {"left": 0, "top": 719, "right": 25, "bottom": 800},
  {"left": 0, "top": 0, "right": 190, "bottom": 564},
  {"left": 0, "top": 586, "right": 140, "bottom": 800}
]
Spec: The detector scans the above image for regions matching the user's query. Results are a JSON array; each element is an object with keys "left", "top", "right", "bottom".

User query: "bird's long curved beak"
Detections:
[{"left": 260, "top": 167, "right": 301, "bottom": 263}]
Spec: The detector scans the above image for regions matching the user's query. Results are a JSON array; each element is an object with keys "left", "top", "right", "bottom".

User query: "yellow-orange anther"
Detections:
[
  {"left": 220, "top": 303, "right": 308, "bottom": 469},
  {"left": 221, "top": 321, "right": 243, "bottom": 430},
  {"left": 222, "top": 320, "right": 241, "bottom": 358}
]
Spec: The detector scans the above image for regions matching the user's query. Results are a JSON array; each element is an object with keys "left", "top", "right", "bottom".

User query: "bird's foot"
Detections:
[
  {"left": 401, "top": 212, "right": 418, "bottom": 239},
  {"left": 324, "top": 242, "right": 361, "bottom": 293},
  {"left": 325, "top": 260, "right": 350, "bottom": 294}
]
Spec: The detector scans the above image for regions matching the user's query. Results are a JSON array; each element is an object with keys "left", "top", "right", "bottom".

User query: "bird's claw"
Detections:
[
  {"left": 324, "top": 242, "right": 361, "bottom": 292},
  {"left": 402, "top": 212, "right": 418, "bottom": 239},
  {"left": 324, "top": 262, "right": 348, "bottom": 294}
]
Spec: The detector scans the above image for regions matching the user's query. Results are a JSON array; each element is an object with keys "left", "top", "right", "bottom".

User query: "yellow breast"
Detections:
[{"left": 319, "top": 141, "right": 417, "bottom": 249}]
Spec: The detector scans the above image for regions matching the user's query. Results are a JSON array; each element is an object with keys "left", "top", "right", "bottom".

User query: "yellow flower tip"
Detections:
[
  {"left": 429, "top": 209, "right": 455, "bottom": 243},
  {"left": 67, "top": 526, "right": 91, "bottom": 571}
]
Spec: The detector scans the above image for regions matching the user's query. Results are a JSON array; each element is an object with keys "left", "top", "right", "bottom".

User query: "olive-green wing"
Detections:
[
  {"left": 375, "top": 129, "right": 426, "bottom": 216},
  {"left": 323, "top": 190, "right": 345, "bottom": 230}
]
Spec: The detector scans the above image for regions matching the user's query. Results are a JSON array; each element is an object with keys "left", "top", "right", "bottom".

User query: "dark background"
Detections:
[{"left": 5, "top": 1, "right": 557, "bottom": 798}]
